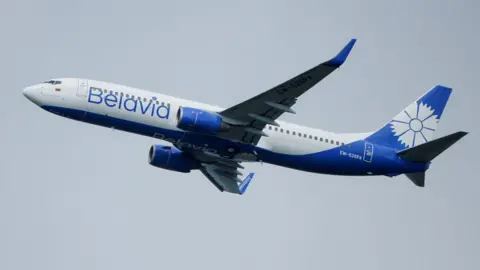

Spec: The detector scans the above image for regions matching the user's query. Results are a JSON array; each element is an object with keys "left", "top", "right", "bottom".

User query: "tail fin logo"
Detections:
[{"left": 391, "top": 102, "right": 438, "bottom": 148}]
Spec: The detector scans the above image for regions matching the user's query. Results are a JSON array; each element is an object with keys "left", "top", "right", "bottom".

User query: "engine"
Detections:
[
  {"left": 148, "top": 145, "right": 199, "bottom": 173},
  {"left": 176, "top": 106, "right": 230, "bottom": 134}
]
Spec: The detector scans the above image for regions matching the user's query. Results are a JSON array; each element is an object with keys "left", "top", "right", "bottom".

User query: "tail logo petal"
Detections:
[{"left": 390, "top": 102, "right": 439, "bottom": 148}]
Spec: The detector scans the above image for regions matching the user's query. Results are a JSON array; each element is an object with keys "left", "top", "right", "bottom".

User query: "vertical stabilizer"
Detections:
[{"left": 367, "top": 85, "right": 452, "bottom": 150}]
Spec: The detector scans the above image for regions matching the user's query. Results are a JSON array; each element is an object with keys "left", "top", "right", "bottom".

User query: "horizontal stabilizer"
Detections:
[
  {"left": 405, "top": 172, "right": 426, "bottom": 187},
  {"left": 397, "top": 131, "right": 468, "bottom": 163}
]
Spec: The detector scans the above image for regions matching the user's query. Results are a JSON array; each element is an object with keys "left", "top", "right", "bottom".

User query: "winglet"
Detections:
[
  {"left": 239, "top": 172, "right": 254, "bottom": 195},
  {"left": 325, "top": 38, "right": 357, "bottom": 67}
]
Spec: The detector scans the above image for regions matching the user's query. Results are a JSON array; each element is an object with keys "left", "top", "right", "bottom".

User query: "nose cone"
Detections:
[
  {"left": 23, "top": 85, "right": 42, "bottom": 105},
  {"left": 23, "top": 85, "right": 35, "bottom": 101},
  {"left": 23, "top": 86, "right": 32, "bottom": 99}
]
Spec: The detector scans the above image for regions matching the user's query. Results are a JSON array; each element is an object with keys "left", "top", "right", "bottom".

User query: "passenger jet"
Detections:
[{"left": 23, "top": 39, "right": 467, "bottom": 194}]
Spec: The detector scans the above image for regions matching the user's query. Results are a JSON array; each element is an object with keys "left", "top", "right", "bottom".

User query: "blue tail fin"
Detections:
[{"left": 366, "top": 85, "right": 452, "bottom": 150}]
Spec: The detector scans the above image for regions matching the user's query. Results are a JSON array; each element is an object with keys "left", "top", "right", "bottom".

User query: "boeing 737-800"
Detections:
[{"left": 23, "top": 39, "right": 467, "bottom": 194}]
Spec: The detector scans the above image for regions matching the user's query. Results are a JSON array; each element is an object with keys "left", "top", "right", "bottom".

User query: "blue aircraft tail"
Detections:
[{"left": 366, "top": 85, "right": 453, "bottom": 150}]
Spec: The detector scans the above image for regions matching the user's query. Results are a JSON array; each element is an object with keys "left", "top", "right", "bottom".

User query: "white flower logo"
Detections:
[{"left": 390, "top": 102, "right": 438, "bottom": 148}]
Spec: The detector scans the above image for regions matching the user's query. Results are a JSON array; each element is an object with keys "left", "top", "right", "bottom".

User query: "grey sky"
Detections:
[{"left": 2, "top": 0, "right": 479, "bottom": 269}]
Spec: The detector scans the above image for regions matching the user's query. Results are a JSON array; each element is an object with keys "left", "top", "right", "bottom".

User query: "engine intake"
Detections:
[
  {"left": 176, "top": 107, "right": 230, "bottom": 134},
  {"left": 148, "top": 145, "right": 199, "bottom": 173}
]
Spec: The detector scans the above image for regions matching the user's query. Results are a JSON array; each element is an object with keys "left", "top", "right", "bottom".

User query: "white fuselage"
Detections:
[
  {"left": 24, "top": 78, "right": 371, "bottom": 156},
  {"left": 85, "top": 79, "right": 370, "bottom": 154}
]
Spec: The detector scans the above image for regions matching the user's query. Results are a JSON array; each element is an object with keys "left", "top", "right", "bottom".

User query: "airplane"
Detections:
[{"left": 23, "top": 38, "right": 467, "bottom": 195}]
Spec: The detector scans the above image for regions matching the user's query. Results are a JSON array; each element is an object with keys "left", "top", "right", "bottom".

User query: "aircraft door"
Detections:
[
  {"left": 77, "top": 79, "right": 88, "bottom": 97},
  {"left": 363, "top": 142, "right": 374, "bottom": 163}
]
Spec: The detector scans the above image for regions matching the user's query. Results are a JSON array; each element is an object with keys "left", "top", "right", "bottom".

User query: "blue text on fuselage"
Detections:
[{"left": 88, "top": 87, "right": 170, "bottom": 119}]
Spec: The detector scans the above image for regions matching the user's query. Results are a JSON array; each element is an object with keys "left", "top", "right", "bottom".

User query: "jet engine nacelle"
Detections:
[
  {"left": 176, "top": 106, "right": 230, "bottom": 134},
  {"left": 148, "top": 145, "right": 199, "bottom": 173}
]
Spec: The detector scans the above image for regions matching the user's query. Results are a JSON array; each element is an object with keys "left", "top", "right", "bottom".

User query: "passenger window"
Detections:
[
  {"left": 304, "top": 134, "right": 307, "bottom": 138},
  {"left": 115, "top": 92, "right": 118, "bottom": 96},
  {"left": 143, "top": 98, "right": 147, "bottom": 102},
  {"left": 156, "top": 101, "right": 159, "bottom": 105},
  {"left": 286, "top": 130, "right": 289, "bottom": 134},
  {"left": 292, "top": 131, "right": 296, "bottom": 135},
  {"left": 298, "top": 133, "right": 302, "bottom": 137},
  {"left": 309, "top": 135, "right": 312, "bottom": 139},
  {"left": 341, "top": 142, "right": 345, "bottom": 146},
  {"left": 280, "top": 129, "right": 283, "bottom": 133},
  {"left": 274, "top": 127, "right": 278, "bottom": 131},
  {"left": 126, "top": 94, "right": 130, "bottom": 98},
  {"left": 268, "top": 126, "right": 272, "bottom": 130},
  {"left": 109, "top": 91, "right": 113, "bottom": 95},
  {"left": 336, "top": 141, "right": 339, "bottom": 145},
  {"left": 104, "top": 90, "right": 108, "bottom": 93},
  {"left": 314, "top": 136, "right": 318, "bottom": 140}
]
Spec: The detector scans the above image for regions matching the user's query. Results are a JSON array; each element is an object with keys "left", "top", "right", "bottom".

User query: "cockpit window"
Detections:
[{"left": 43, "top": 80, "right": 62, "bottom": 85}]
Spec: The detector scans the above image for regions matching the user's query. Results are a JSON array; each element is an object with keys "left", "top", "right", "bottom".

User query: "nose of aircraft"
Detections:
[
  {"left": 23, "top": 84, "right": 43, "bottom": 105},
  {"left": 23, "top": 86, "right": 31, "bottom": 97},
  {"left": 23, "top": 85, "right": 35, "bottom": 101}
]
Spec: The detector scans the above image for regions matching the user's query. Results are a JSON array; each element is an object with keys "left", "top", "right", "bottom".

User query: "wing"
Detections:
[
  {"left": 219, "top": 38, "right": 357, "bottom": 145},
  {"left": 200, "top": 163, "right": 254, "bottom": 195},
  {"left": 177, "top": 148, "right": 254, "bottom": 194}
]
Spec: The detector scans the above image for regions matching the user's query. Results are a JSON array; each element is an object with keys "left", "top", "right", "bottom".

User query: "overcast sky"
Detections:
[{"left": 2, "top": 0, "right": 479, "bottom": 269}]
